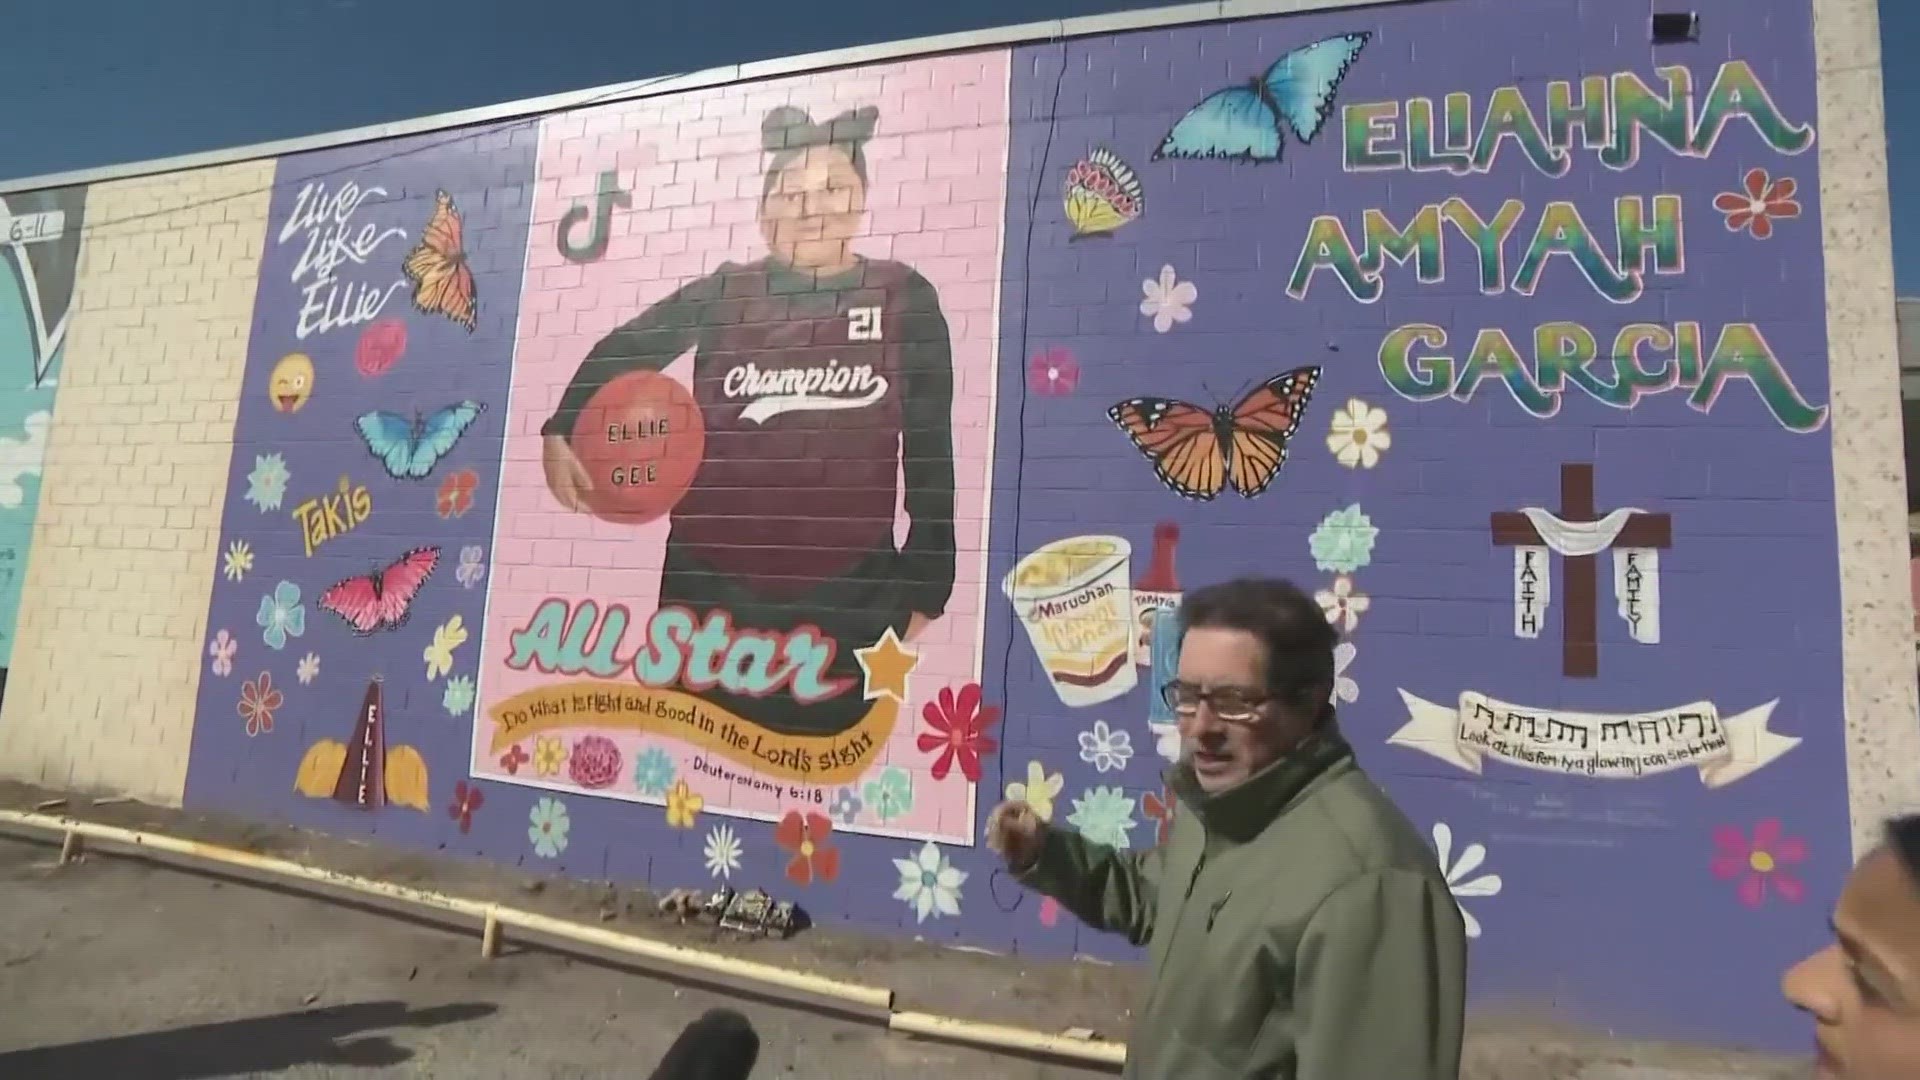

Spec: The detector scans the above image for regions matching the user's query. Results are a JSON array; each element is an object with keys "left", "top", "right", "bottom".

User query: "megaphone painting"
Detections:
[{"left": 1, "top": 186, "right": 88, "bottom": 390}]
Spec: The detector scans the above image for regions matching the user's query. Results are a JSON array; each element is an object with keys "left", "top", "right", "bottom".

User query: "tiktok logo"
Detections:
[{"left": 556, "top": 170, "right": 632, "bottom": 264}]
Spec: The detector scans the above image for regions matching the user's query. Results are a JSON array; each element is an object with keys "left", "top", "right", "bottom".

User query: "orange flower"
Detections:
[
  {"left": 775, "top": 809, "right": 840, "bottom": 886},
  {"left": 237, "top": 671, "right": 283, "bottom": 737},
  {"left": 436, "top": 469, "right": 478, "bottom": 518},
  {"left": 1713, "top": 168, "right": 1801, "bottom": 239}
]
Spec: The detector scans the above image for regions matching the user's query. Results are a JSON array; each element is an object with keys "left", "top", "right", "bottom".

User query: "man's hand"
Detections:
[{"left": 986, "top": 800, "right": 1047, "bottom": 873}]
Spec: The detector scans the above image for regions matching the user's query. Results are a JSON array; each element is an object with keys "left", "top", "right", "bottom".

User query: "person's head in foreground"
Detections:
[
  {"left": 1784, "top": 814, "right": 1920, "bottom": 1078},
  {"left": 1164, "top": 577, "right": 1336, "bottom": 793}
]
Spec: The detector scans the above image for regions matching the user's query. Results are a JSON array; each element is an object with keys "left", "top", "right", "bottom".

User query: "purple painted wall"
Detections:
[
  {"left": 180, "top": 0, "right": 1838, "bottom": 1050},
  {"left": 994, "top": 0, "right": 1837, "bottom": 1047},
  {"left": 183, "top": 122, "right": 537, "bottom": 853}
]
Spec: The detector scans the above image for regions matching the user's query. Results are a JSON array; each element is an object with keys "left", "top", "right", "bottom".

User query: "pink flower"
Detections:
[
  {"left": 208, "top": 629, "right": 237, "bottom": 677},
  {"left": 355, "top": 318, "right": 408, "bottom": 378},
  {"left": 1039, "top": 896, "right": 1061, "bottom": 927},
  {"left": 568, "top": 735, "right": 622, "bottom": 789},
  {"left": 1711, "top": 818, "right": 1808, "bottom": 907},
  {"left": 1027, "top": 347, "right": 1079, "bottom": 396}
]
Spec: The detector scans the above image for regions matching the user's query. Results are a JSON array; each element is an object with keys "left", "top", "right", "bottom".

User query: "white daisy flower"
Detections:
[
  {"left": 1327, "top": 398, "right": 1392, "bottom": 469},
  {"left": 892, "top": 840, "right": 966, "bottom": 924},
  {"left": 1433, "top": 822, "right": 1502, "bottom": 939},
  {"left": 703, "top": 823, "right": 742, "bottom": 880}
]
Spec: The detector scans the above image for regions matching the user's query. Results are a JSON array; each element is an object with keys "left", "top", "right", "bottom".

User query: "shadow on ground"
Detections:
[{"left": 0, "top": 1000, "right": 497, "bottom": 1078}]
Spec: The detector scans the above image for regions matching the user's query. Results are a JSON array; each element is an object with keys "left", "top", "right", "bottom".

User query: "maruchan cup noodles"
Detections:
[{"left": 1002, "top": 535, "right": 1138, "bottom": 707}]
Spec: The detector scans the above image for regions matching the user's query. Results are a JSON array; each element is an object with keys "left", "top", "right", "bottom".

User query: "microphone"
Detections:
[{"left": 645, "top": 1008, "right": 761, "bottom": 1080}]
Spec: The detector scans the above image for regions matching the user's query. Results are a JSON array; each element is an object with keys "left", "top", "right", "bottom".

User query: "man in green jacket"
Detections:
[{"left": 989, "top": 577, "right": 1466, "bottom": 1079}]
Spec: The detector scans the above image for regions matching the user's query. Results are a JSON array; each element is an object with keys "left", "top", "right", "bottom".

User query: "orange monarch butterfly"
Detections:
[
  {"left": 1107, "top": 366, "right": 1321, "bottom": 501},
  {"left": 402, "top": 190, "right": 477, "bottom": 332}
]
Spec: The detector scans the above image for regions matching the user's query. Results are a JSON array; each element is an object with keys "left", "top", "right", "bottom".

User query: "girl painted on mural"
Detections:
[{"left": 540, "top": 104, "right": 957, "bottom": 739}]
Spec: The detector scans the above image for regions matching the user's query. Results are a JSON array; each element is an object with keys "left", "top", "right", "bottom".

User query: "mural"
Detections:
[
  {"left": 0, "top": 185, "right": 85, "bottom": 691},
  {"left": 477, "top": 57, "right": 1010, "bottom": 849},
  {"left": 992, "top": 0, "right": 1840, "bottom": 1051},
  {"left": 182, "top": 125, "right": 537, "bottom": 838},
  {"left": 150, "top": 0, "right": 1847, "bottom": 1053}
]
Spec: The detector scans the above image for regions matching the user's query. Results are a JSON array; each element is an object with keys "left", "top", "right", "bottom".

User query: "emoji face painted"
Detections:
[{"left": 270, "top": 353, "right": 314, "bottom": 413}]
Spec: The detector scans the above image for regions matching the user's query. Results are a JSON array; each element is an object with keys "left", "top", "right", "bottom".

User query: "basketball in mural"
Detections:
[{"left": 570, "top": 370, "right": 705, "bottom": 525}]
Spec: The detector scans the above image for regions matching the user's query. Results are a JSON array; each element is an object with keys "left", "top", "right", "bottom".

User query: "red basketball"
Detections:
[{"left": 570, "top": 371, "right": 706, "bottom": 525}]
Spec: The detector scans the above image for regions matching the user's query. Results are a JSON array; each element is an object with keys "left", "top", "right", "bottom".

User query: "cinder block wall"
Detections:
[{"left": 0, "top": 163, "right": 273, "bottom": 802}]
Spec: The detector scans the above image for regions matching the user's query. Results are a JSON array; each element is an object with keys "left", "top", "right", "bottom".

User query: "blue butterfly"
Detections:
[
  {"left": 354, "top": 400, "right": 485, "bottom": 480},
  {"left": 1153, "top": 33, "right": 1371, "bottom": 163}
]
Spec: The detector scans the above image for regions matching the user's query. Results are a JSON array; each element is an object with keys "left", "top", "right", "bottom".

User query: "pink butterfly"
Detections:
[{"left": 319, "top": 547, "right": 440, "bottom": 635}]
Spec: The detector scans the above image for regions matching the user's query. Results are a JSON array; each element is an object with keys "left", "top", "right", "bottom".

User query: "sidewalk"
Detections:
[{"left": 0, "top": 779, "right": 1809, "bottom": 1079}]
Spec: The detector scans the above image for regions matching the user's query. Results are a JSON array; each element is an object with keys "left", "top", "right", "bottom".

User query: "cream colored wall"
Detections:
[
  {"left": 1812, "top": 0, "right": 1920, "bottom": 857},
  {"left": 0, "top": 162, "right": 273, "bottom": 804}
]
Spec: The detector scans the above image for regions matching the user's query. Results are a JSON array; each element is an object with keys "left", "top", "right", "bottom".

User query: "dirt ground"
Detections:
[
  {"left": 0, "top": 833, "right": 1116, "bottom": 1078},
  {"left": 0, "top": 779, "right": 1812, "bottom": 1079}
]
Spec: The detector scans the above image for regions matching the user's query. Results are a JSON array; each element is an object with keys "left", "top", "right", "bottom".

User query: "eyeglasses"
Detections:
[{"left": 1159, "top": 681, "right": 1269, "bottom": 723}]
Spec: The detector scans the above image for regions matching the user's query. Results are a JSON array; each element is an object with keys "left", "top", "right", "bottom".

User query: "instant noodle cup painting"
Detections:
[
  {"left": 570, "top": 370, "right": 707, "bottom": 525},
  {"left": 1003, "top": 535, "right": 1138, "bottom": 707}
]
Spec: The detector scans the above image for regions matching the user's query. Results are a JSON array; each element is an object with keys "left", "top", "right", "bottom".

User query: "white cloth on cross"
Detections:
[{"left": 1511, "top": 507, "right": 1661, "bottom": 645}]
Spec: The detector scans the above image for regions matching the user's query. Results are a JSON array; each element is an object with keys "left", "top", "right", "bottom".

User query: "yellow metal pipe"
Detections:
[
  {"left": 491, "top": 904, "right": 893, "bottom": 1011},
  {"left": 0, "top": 809, "right": 1127, "bottom": 1067},
  {"left": 889, "top": 1010, "right": 1130, "bottom": 1066}
]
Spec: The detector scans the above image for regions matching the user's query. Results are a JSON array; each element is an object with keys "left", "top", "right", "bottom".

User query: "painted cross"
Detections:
[{"left": 1490, "top": 463, "right": 1672, "bottom": 678}]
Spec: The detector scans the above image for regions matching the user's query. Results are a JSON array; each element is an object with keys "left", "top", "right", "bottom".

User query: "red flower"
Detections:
[
  {"left": 917, "top": 683, "right": 1002, "bottom": 782},
  {"left": 1027, "top": 346, "right": 1080, "bottom": 396},
  {"left": 1142, "top": 784, "right": 1176, "bottom": 845},
  {"left": 1713, "top": 168, "right": 1801, "bottom": 239},
  {"left": 436, "top": 469, "right": 478, "bottom": 519},
  {"left": 775, "top": 809, "right": 840, "bottom": 886},
  {"left": 1711, "top": 818, "right": 1808, "bottom": 907},
  {"left": 499, "top": 744, "right": 530, "bottom": 775},
  {"left": 448, "top": 781, "right": 484, "bottom": 834}
]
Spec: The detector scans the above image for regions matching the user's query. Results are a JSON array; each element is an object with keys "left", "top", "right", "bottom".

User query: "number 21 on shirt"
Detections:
[{"left": 848, "top": 306, "right": 883, "bottom": 342}]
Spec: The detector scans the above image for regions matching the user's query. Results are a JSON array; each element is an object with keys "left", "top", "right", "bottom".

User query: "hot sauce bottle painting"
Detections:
[{"left": 1133, "top": 521, "right": 1183, "bottom": 667}]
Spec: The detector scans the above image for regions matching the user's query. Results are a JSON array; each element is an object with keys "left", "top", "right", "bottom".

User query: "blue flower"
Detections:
[
  {"left": 1067, "top": 786, "right": 1138, "bottom": 850},
  {"left": 828, "top": 787, "right": 863, "bottom": 826},
  {"left": 1309, "top": 504, "right": 1379, "bottom": 574},
  {"left": 529, "top": 797, "right": 571, "bottom": 858},
  {"left": 255, "top": 580, "right": 306, "bottom": 651},
  {"left": 245, "top": 453, "right": 289, "bottom": 513},
  {"left": 863, "top": 767, "right": 914, "bottom": 823},
  {"left": 441, "top": 675, "right": 475, "bottom": 716},
  {"left": 632, "top": 746, "right": 676, "bottom": 798}
]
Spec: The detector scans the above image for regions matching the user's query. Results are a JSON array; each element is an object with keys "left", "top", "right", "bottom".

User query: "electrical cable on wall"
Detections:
[{"left": 986, "top": 37, "right": 1069, "bottom": 915}]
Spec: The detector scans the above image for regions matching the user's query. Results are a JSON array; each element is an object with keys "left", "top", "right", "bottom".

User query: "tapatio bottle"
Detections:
[{"left": 1132, "top": 521, "right": 1182, "bottom": 668}]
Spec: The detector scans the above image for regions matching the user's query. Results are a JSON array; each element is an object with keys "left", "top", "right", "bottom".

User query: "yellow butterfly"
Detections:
[{"left": 1063, "top": 148, "right": 1145, "bottom": 239}]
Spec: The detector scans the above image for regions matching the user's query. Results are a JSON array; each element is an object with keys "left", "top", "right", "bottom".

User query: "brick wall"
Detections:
[
  {"left": 0, "top": 0, "right": 1905, "bottom": 1055},
  {"left": 0, "top": 162, "right": 273, "bottom": 802}
]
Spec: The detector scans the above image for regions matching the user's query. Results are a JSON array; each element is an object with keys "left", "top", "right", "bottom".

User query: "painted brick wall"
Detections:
[
  {"left": 0, "top": 163, "right": 273, "bottom": 802},
  {"left": 0, "top": 0, "right": 1905, "bottom": 1057}
]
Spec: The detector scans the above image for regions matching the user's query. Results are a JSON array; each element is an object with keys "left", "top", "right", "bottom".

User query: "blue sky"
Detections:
[{"left": 2, "top": 0, "right": 1915, "bottom": 287}]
